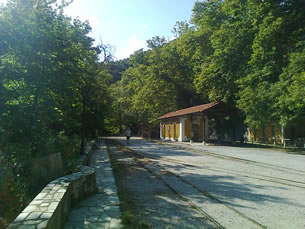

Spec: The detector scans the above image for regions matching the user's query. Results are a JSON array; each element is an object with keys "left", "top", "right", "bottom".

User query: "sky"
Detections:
[{"left": 0, "top": 0, "right": 197, "bottom": 60}]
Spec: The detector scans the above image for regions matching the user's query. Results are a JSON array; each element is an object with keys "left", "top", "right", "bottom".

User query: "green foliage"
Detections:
[
  {"left": 275, "top": 42, "right": 305, "bottom": 125},
  {"left": 0, "top": 0, "right": 110, "bottom": 223},
  {"left": 237, "top": 0, "right": 305, "bottom": 126},
  {"left": 107, "top": 0, "right": 305, "bottom": 133},
  {"left": 106, "top": 34, "right": 202, "bottom": 134},
  {"left": 193, "top": 0, "right": 255, "bottom": 104},
  {"left": 106, "top": 58, "right": 130, "bottom": 83}
]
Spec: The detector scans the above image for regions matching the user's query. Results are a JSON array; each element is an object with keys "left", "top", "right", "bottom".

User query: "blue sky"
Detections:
[
  {"left": 0, "top": 0, "right": 197, "bottom": 60},
  {"left": 65, "top": 0, "right": 197, "bottom": 60}
]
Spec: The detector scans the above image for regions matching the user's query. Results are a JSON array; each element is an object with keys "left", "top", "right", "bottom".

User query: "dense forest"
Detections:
[
  {"left": 106, "top": 0, "right": 305, "bottom": 134},
  {"left": 0, "top": 0, "right": 305, "bottom": 226},
  {"left": 0, "top": 0, "right": 111, "bottom": 225}
]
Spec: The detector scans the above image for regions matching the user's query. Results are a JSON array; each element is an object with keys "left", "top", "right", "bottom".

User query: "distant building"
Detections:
[
  {"left": 157, "top": 102, "right": 244, "bottom": 143},
  {"left": 246, "top": 116, "right": 305, "bottom": 147}
]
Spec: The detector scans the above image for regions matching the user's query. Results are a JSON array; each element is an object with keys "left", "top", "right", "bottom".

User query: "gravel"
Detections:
[{"left": 107, "top": 141, "right": 217, "bottom": 229}]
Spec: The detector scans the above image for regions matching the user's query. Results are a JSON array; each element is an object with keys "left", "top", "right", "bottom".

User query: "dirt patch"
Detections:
[{"left": 106, "top": 140, "right": 216, "bottom": 229}]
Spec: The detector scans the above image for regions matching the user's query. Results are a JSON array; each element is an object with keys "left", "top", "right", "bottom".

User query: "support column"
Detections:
[
  {"left": 205, "top": 117, "right": 209, "bottom": 143},
  {"left": 281, "top": 125, "right": 285, "bottom": 147},
  {"left": 160, "top": 121, "right": 163, "bottom": 140},
  {"left": 179, "top": 118, "right": 184, "bottom": 142},
  {"left": 174, "top": 122, "right": 176, "bottom": 141},
  {"left": 190, "top": 116, "right": 193, "bottom": 143},
  {"left": 202, "top": 115, "right": 206, "bottom": 145}
]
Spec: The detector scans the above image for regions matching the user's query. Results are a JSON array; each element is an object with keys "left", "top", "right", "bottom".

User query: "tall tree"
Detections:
[
  {"left": 237, "top": 0, "right": 305, "bottom": 126},
  {"left": 0, "top": 0, "right": 110, "bottom": 221}
]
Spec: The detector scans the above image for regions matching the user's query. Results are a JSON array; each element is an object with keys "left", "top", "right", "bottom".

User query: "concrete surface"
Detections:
[
  {"left": 107, "top": 141, "right": 218, "bottom": 229},
  {"left": 110, "top": 137, "right": 305, "bottom": 229}
]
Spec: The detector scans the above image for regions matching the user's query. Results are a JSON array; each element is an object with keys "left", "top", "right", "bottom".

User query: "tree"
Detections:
[
  {"left": 106, "top": 58, "right": 129, "bottom": 83},
  {"left": 193, "top": 0, "right": 255, "bottom": 104},
  {"left": 237, "top": 0, "right": 305, "bottom": 126},
  {"left": 106, "top": 0, "right": 305, "bottom": 135},
  {"left": 172, "top": 21, "right": 190, "bottom": 38},
  {"left": 275, "top": 42, "right": 305, "bottom": 125},
  {"left": 147, "top": 36, "right": 168, "bottom": 49},
  {"left": 0, "top": 0, "right": 111, "bottom": 221}
]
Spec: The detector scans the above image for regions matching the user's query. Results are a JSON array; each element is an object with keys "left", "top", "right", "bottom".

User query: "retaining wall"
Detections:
[
  {"left": 8, "top": 142, "right": 97, "bottom": 229},
  {"left": 8, "top": 166, "right": 96, "bottom": 229}
]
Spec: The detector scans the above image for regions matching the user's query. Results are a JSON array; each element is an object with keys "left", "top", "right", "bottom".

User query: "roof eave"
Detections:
[{"left": 157, "top": 111, "right": 203, "bottom": 120}]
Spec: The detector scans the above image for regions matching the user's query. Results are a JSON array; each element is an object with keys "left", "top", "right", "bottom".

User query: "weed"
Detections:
[{"left": 106, "top": 140, "right": 151, "bottom": 229}]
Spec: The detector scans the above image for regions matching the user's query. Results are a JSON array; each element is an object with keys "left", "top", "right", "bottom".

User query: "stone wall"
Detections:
[
  {"left": 8, "top": 166, "right": 96, "bottom": 229},
  {"left": 7, "top": 139, "right": 98, "bottom": 229},
  {"left": 80, "top": 140, "right": 97, "bottom": 166}
]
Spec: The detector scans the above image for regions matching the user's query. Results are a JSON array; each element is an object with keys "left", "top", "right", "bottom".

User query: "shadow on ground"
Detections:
[{"left": 106, "top": 139, "right": 217, "bottom": 229}]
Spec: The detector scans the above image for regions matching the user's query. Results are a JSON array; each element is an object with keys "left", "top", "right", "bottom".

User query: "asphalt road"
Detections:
[{"left": 108, "top": 137, "right": 305, "bottom": 229}]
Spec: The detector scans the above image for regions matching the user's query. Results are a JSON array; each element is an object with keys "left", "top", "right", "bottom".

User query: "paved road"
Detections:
[{"left": 109, "top": 137, "right": 305, "bottom": 229}]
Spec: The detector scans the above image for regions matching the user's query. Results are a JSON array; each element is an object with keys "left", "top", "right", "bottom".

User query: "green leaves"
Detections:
[
  {"left": 0, "top": 0, "right": 111, "bottom": 219},
  {"left": 107, "top": 0, "right": 305, "bottom": 133},
  {"left": 237, "top": 0, "right": 305, "bottom": 126}
]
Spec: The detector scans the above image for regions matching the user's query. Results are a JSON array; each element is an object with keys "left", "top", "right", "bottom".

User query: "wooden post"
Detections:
[
  {"left": 160, "top": 122, "right": 162, "bottom": 139},
  {"left": 190, "top": 116, "right": 193, "bottom": 143},
  {"left": 174, "top": 122, "right": 176, "bottom": 141},
  {"left": 281, "top": 125, "right": 285, "bottom": 145},
  {"left": 202, "top": 115, "right": 206, "bottom": 145}
]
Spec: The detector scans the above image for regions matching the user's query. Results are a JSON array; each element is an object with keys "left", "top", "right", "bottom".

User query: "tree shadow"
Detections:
[
  {"left": 108, "top": 141, "right": 218, "bottom": 229},
  {"left": 147, "top": 153, "right": 305, "bottom": 208},
  {"left": 106, "top": 137, "right": 305, "bottom": 228}
]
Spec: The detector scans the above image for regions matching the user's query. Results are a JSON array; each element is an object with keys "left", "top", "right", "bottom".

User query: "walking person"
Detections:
[{"left": 126, "top": 127, "right": 131, "bottom": 144}]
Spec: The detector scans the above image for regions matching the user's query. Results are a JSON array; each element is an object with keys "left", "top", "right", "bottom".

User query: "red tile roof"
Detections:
[{"left": 157, "top": 102, "right": 220, "bottom": 120}]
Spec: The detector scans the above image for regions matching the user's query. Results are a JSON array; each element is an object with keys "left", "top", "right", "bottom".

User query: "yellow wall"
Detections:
[
  {"left": 161, "top": 116, "right": 205, "bottom": 141},
  {"left": 185, "top": 117, "right": 191, "bottom": 139},
  {"left": 161, "top": 118, "right": 180, "bottom": 139},
  {"left": 248, "top": 119, "right": 303, "bottom": 143},
  {"left": 249, "top": 129, "right": 254, "bottom": 142}
]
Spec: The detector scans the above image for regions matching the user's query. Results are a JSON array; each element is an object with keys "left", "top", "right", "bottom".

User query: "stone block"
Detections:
[
  {"left": 54, "top": 192, "right": 65, "bottom": 199},
  {"left": 40, "top": 212, "right": 52, "bottom": 219},
  {"left": 15, "top": 213, "right": 29, "bottom": 222},
  {"left": 35, "top": 193, "right": 47, "bottom": 199},
  {"left": 32, "top": 200, "right": 43, "bottom": 205},
  {"left": 24, "top": 219, "right": 42, "bottom": 225},
  {"left": 40, "top": 203, "right": 49, "bottom": 207},
  {"left": 37, "top": 220, "right": 48, "bottom": 229},
  {"left": 27, "top": 212, "right": 42, "bottom": 220},
  {"left": 48, "top": 202, "right": 59, "bottom": 210},
  {"left": 18, "top": 225, "right": 36, "bottom": 229},
  {"left": 9, "top": 143, "right": 98, "bottom": 229},
  {"left": 109, "top": 218, "right": 123, "bottom": 229},
  {"left": 23, "top": 205, "right": 37, "bottom": 213}
]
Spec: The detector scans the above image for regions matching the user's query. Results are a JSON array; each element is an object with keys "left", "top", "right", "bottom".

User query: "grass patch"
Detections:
[{"left": 121, "top": 211, "right": 150, "bottom": 229}]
